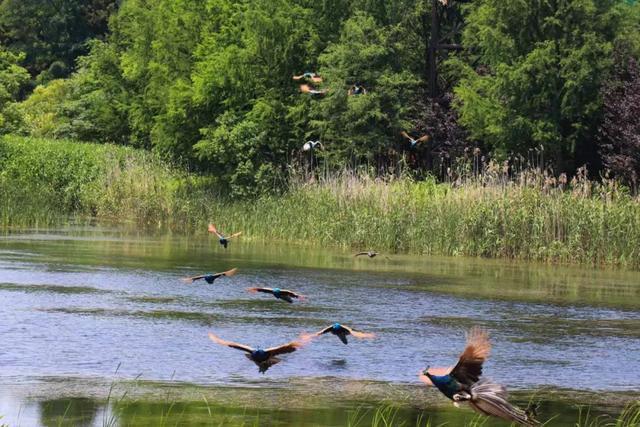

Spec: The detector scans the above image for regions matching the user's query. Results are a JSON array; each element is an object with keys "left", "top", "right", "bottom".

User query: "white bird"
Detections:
[{"left": 302, "top": 140, "right": 323, "bottom": 151}]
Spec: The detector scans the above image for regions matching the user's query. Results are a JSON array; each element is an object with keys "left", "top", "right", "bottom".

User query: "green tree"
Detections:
[
  {"left": 0, "top": 0, "right": 117, "bottom": 79},
  {"left": 0, "top": 47, "right": 30, "bottom": 133},
  {"left": 192, "top": 0, "right": 316, "bottom": 196},
  {"left": 449, "top": 0, "right": 640, "bottom": 171},
  {"left": 17, "top": 40, "right": 130, "bottom": 144},
  {"left": 310, "top": 12, "right": 419, "bottom": 166}
]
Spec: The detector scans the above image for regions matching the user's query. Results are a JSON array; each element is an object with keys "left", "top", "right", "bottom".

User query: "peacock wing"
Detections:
[
  {"left": 221, "top": 268, "right": 238, "bottom": 277},
  {"left": 416, "top": 135, "right": 431, "bottom": 143},
  {"left": 280, "top": 289, "right": 301, "bottom": 298},
  {"left": 247, "top": 287, "right": 273, "bottom": 294},
  {"left": 207, "top": 224, "right": 224, "bottom": 239},
  {"left": 219, "top": 268, "right": 238, "bottom": 277},
  {"left": 265, "top": 341, "right": 302, "bottom": 356},
  {"left": 316, "top": 325, "right": 334, "bottom": 335},
  {"left": 182, "top": 274, "right": 204, "bottom": 283},
  {"left": 449, "top": 327, "right": 491, "bottom": 385},
  {"left": 341, "top": 325, "right": 375, "bottom": 339},
  {"left": 208, "top": 333, "right": 254, "bottom": 353}
]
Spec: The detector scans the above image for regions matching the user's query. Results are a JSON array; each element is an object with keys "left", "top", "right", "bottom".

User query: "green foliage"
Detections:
[
  {"left": 11, "top": 0, "right": 431, "bottom": 196},
  {"left": 0, "top": 46, "right": 29, "bottom": 133},
  {"left": 0, "top": 135, "right": 201, "bottom": 226},
  {"left": 311, "top": 12, "right": 419, "bottom": 161},
  {"left": 191, "top": 0, "right": 317, "bottom": 196},
  {"left": 3, "top": 136, "right": 640, "bottom": 269},
  {"left": 15, "top": 41, "right": 130, "bottom": 143},
  {"left": 449, "top": 0, "right": 640, "bottom": 170},
  {"left": 0, "top": 0, "right": 117, "bottom": 79},
  {"left": 8, "top": 0, "right": 640, "bottom": 196}
]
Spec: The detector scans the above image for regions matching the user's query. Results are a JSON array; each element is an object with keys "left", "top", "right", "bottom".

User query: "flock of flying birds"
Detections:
[
  {"left": 182, "top": 223, "right": 540, "bottom": 426},
  {"left": 293, "top": 72, "right": 431, "bottom": 153}
]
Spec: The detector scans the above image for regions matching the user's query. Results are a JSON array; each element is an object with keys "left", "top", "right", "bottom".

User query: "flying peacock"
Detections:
[{"left": 419, "top": 327, "right": 539, "bottom": 426}]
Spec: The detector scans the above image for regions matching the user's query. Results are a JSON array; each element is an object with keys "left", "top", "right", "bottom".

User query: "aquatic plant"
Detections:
[{"left": 3, "top": 136, "right": 640, "bottom": 268}]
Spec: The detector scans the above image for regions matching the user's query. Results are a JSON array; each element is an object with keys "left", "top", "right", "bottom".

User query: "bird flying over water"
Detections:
[
  {"left": 401, "top": 131, "right": 430, "bottom": 148},
  {"left": 247, "top": 287, "right": 305, "bottom": 303},
  {"left": 306, "top": 323, "right": 375, "bottom": 345},
  {"left": 354, "top": 251, "right": 378, "bottom": 258},
  {"left": 419, "top": 327, "right": 539, "bottom": 426},
  {"left": 208, "top": 332, "right": 303, "bottom": 373},
  {"left": 208, "top": 224, "right": 242, "bottom": 248},
  {"left": 293, "top": 72, "right": 323, "bottom": 83},
  {"left": 182, "top": 268, "right": 237, "bottom": 284}
]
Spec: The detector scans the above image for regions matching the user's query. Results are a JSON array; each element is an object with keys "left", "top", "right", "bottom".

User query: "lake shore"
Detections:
[
  {"left": 1, "top": 225, "right": 639, "bottom": 427},
  {"left": 1, "top": 376, "right": 639, "bottom": 426},
  {"left": 2, "top": 135, "right": 640, "bottom": 269}
]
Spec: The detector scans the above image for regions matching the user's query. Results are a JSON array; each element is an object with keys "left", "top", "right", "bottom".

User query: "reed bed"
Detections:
[{"left": 2, "top": 136, "right": 640, "bottom": 268}]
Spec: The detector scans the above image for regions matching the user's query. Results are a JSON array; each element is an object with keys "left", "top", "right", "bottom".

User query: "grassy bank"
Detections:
[
  {"left": 15, "top": 399, "right": 640, "bottom": 427},
  {"left": 2, "top": 136, "right": 640, "bottom": 268}
]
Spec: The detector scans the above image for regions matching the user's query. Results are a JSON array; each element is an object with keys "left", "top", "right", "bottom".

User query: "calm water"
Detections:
[{"left": 1, "top": 225, "right": 639, "bottom": 426}]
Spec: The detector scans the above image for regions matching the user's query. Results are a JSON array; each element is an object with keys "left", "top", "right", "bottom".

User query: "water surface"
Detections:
[{"left": 1, "top": 225, "right": 639, "bottom": 426}]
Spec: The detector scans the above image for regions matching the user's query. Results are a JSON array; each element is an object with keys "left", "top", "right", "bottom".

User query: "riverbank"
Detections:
[
  {"left": 2, "top": 135, "right": 640, "bottom": 268},
  {"left": 1, "top": 377, "right": 638, "bottom": 427}
]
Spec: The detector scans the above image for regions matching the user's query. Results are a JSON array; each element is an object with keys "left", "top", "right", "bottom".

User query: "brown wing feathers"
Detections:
[
  {"left": 450, "top": 327, "right": 491, "bottom": 385},
  {"left": 265, "top": 341, "right": 302, "bottom": 356},
  {"left": 208, "top": 333, "right": 254, "bottom": 353}
]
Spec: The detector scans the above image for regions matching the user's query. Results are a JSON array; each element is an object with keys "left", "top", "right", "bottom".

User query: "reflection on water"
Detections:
[
  {"left": 1, "top": 225, "right": 639, "bottom": 426},
  {"left": 0, "top": 384, "right": 633, "bottom": 427},
  {"left": 38, "top": 398, "right": 99, "bottom": 427}
]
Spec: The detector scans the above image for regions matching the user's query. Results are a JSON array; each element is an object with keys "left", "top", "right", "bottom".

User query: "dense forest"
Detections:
[{"left": 1, "top": 0, "right": 639, "bottom": 197}]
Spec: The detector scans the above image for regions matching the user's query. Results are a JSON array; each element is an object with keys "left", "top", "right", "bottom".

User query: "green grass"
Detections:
[
  {"left": 574, "top": 401, "right": 640, "bottom": 427},
  {"left": 27, "top": 399, "right": 640, "bottom": 427},
  {"left": 2, "top": 135, "right": 640, "bottom": 268}
]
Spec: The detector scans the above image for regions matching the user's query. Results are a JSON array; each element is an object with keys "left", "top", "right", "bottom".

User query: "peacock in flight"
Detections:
[
  {"left": 208, "top": 332, "right": 304, "bottom": 373},
  {"left": 305, "top": 323, "right": 375, "bottom": 345},
  {"left": 208, "top": 224, "right": 242, "bottom": 249},
  {"left": 419, "top": 327, "right": 539, "bottom": 426},
  {"left": 401, "top": 131, "right": 431, "bottom": 148},
  {"left": 354, "top": 251, "right": 379, "bottom": 258},
  {"left": 246, "top": 287, "right": 305, "bottom": 303},
  {"left": 181, "top": 268, "right": 237, "bottom": 284}
]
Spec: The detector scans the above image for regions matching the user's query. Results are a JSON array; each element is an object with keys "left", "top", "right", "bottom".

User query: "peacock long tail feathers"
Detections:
[{"left": 464, "top": 379, "right": 540, "bottom": 426}]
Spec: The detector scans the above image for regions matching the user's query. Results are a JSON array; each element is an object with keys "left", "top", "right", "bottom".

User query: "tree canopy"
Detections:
[{"left": 3, "top": 0, "right": 640, "bottom": 196}]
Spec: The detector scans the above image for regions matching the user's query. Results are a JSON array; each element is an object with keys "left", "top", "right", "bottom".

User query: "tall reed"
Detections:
[{"left": 2, "top": 136, "right": 640, "bottom": 268}]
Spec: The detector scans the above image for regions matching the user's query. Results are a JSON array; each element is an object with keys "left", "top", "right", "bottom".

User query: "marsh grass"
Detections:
[
  {"left": 582, "top": 401, "right": 640, "bottom": 427},
  {"left": 2, "top": 136, "right": 640, "bottom": 268},
  {"left": 33, "top": 399, "right": 640, "bottom": 427}
]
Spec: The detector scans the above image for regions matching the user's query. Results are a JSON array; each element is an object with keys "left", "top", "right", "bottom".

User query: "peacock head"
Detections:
[
  {"left": 273, "top": 288, "right": 281, "bottom": 295},
  {"left": 332, "top": 322, "right": 341, "bottom": 331}
]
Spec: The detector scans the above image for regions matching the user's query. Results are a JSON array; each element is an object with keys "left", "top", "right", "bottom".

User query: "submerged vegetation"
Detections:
[{"left": 3, "top": 135, "right": 640, "bottom": 268}]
